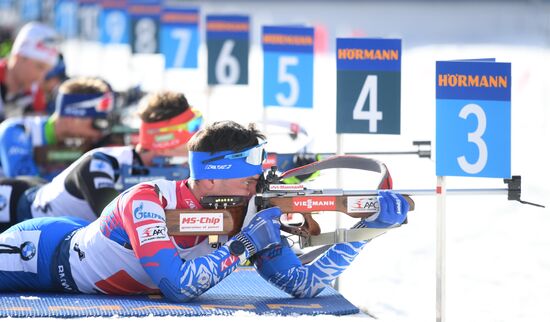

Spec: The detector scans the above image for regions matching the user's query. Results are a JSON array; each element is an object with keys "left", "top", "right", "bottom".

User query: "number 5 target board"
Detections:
[
  {"left": 263, "top": 26, "right": 314, "bottom": 109},
  {"left": 206, "top": 15, "right": 250, "bottom": 85},
  {"left": 336, "top": 38, "right": 401, "bottom": 134},
  {"left": 436, "top": 60, "right": 511, "bottom": 178}
]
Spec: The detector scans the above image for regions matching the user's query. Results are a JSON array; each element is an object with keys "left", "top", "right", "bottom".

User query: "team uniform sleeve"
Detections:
[
  {"left": 0, "top": 122, "right": 38, "bottom": 177},
  {"left": 66, "top": 152, "right": 120, "bottom": 216},
  {"left": 254, "top": 238, "right": 368, "bottom": 298},
  {"left": 118, "top": 184, "right": 241, "bottom": 302}
]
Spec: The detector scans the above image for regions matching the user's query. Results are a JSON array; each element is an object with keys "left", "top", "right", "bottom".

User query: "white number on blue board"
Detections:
[
  {"left": 353, "top": 75, "right": 382, "bottom": 132},
  {"left": 170, "top": 29, "right": 191, "bottom": 68},
  {"left": 276, "top": 56, "right": 299, "bottom": 106},
  {"left": 457, "top": 103, "right": 487, "bottom": 174},
  {"left": 216, "top": 40, "right": 240, "bottom": 84},
  {"left": 135, "top": 18, "right": 156, "bottom": 53},
  {"left": 106, "top": 11, "right": 126, "bottom": 43}
]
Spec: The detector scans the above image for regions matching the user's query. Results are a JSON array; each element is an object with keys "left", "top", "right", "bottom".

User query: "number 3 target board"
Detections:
[
  {"left": 336, "top": 38, "right": 402, "bottom": 134},
  {"left": 436, "top": 60, "right": 511, "bottom": 178},
  {"left": 206, "top": 15, "right": 250, "bottom": 85},
  {"left": 262, "top": 26, "right": 314, "bottom": 109}
]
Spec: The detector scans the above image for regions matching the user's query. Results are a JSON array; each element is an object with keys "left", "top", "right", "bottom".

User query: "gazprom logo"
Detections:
[{"left": 132, "top": 200, "right": 165, "bottom": 223}]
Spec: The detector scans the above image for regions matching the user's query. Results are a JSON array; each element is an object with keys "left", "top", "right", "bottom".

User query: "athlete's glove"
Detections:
[
  {"left": 234, "top": 207, "right": 282, "bottom": 258},
  {"left": 358, "top": 191, "right": 409, "bottom": 229}
]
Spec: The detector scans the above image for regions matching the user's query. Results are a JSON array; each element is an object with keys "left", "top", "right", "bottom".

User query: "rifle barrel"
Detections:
[{"left": 344, "top": 188, "right": 510, "bottom": 196}]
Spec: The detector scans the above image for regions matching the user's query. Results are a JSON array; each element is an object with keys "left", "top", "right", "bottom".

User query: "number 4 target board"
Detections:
[
  {"left": 436, "top": 60, "right": 511, "bottom": 178},
  {"left": 336, "top": 38, "right": 402, "bottom": 134},
  {"left": 206, "top": 15, "right": 250, "bottom": 85}
]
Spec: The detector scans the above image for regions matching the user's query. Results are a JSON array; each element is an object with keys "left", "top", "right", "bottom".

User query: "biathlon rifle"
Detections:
[{"left": 164, "top": 155, "right": 415, "bottom": 248}]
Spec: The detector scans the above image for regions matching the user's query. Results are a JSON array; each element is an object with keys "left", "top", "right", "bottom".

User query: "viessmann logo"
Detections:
[{"left": 292, "top": 197, "right": 336, "bottom": 211}]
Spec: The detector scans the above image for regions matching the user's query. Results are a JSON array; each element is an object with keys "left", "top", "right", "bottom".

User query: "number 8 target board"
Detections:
[
  {"left": 206, "top": 15, "right": 249, "bottom": 85},
  {"left": 262, "top": 26, "right": 314, "bottom": 109},
  {"left": 336, "top": 38, "right": 402, "bottom": 134},
  {"left": 436, "top": 60, "right": 511, "bottom": 178},
  {"left": 160, "top": 6, "right": 199, "bottom": 69},
  {"left": 129, "top": 0, "right": 161, "bottom": 54}
]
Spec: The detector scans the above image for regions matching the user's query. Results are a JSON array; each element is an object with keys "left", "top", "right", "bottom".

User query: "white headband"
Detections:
[{"left": 11, "top": 22, "right": 59, "bottom": 66}]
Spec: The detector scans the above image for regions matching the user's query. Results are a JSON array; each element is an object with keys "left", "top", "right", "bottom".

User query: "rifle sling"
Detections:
[{"left": 298, "top": 227, "right": 391, "bottom": 248}]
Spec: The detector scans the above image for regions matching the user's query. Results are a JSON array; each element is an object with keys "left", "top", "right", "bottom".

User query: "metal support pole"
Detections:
[{"left": 436, "top": 176, "right": 446, "bottom": 322}]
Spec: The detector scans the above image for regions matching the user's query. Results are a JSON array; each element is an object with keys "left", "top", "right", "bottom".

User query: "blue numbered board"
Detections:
[
  {"left": 436, "top": 60, "right": 511, "bottom": 178},
  {"left": 160, "top": 6, "right": 199, "bottom": 69},
  {"left": 99, "top": 0, "right": 129, "bottom": 45},
  {"left": 206, "top": 15, "right": 249, "bottom": 85},
  {"left": 336, "top": 38, "right": 401, "bottom": 134},
  {"left": 262, "top": 26, "right": 314, "bottom": 108},
  {"left": 55, "top": 0, "right": 78, "bottom": 39}
]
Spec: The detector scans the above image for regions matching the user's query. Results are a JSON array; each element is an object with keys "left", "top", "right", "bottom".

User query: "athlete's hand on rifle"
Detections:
[
  {"left": 234, "top": 207, "right": 282, "bottom": 258},
  {"left": 359, "top": 191, "right": 409, "bottom": 229}
]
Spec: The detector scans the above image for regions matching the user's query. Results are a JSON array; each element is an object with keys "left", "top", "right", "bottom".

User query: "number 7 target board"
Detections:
[
  {"left": 436, "top": 61, "right": 511, "bottom": 178},
  {"left": 160, "top": 6, "right": 199, "bottom": 69},
  {"left": 206, "top": 15, "right": 250, "bottom": 85},
  {"left": 263, "top": 26, "right": 314, "bottom": 108},
  {"left": 336, "top": 38, "right": 401, "bottom": 134}
]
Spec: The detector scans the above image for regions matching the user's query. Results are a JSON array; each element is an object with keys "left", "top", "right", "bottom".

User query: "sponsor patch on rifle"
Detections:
[
  {"left": 180, "top": 213, "right": 224, "bottom": 232},
  {"left": 347, "top": 196, "right": 380, "bottom": 213},
  {"left": 269, "top": 184, "right": 305, "bottom": 191},
  {"left": 292, "top": 196, "right": 336, "bottom": 211}
]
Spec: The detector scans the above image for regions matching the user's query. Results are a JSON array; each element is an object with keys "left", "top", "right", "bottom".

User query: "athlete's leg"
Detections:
[{"left": 0, "top": 216, "right": 88, "bottom": 292}]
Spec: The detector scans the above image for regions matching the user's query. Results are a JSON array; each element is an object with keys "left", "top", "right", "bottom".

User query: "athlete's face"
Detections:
[
  {"left": 11, "top": 55, "right": 52, "bottom": 91},
  {"left": 138, "top": 143, "right": 189, "bottom": 167},
  {"left": 210, "top": 175, "right": 260, "bottom": 198},
  {"left": 62, "top": 117, "right": 104, "bottom": 142}
]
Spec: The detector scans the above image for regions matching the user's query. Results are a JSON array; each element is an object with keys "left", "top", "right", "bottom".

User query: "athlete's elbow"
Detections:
[
  {"left": 158, "top": 279, "right": 197, "bottom": 303},
  {"left": 289, "top": 286, "right": 325, "bottom": 299}
]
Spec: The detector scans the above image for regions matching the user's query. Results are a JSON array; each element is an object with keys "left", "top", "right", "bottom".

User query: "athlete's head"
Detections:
[
  {"left": 8, "top": 22, "right": 59, "bottom": 93},
  {"left": 52, "top": 76, "right": 114, "bottom": 142},
  {"left": 136, "top": 91, "right": 203, "bottom": 165},
  {"left": 187, "top": 120, "right": 267, "bottom": 198}
]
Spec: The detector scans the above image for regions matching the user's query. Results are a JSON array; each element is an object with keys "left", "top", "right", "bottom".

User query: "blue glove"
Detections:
[
  {"left": 234, "top": 207, "right": 282, "bottom": 258},
  {"left": 361, "top": 190, "right": 409, "bottom": 228}
]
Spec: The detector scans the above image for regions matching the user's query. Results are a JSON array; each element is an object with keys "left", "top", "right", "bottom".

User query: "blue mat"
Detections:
[{"left": 0, "top": 268, "right": 359, "bottom": 317}]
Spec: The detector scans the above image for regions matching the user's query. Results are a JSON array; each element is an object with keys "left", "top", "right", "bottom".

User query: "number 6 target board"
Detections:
[
  {"left": 262, "top": 26, "right": 314, "bottom": 108},
  {"left": 436, "top": 60, "right": 511, "bottom": 178},
  {"left": 206, "top": 15, "right": 249, "bottom": 85},
  {"left": 336, "top": 38, "right": 402, "bottom": 134}
]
